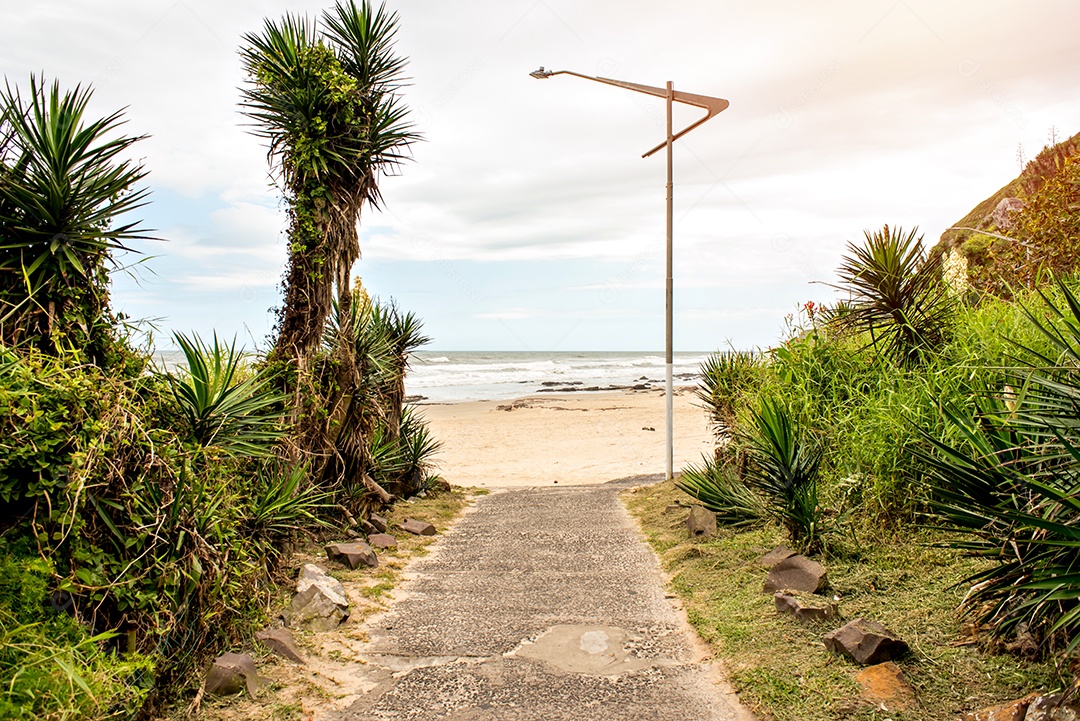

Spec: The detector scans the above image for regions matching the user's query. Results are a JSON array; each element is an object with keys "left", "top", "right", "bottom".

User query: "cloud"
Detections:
[{"left": 4, "top": 0, "right": 1080, "bottom": 349}]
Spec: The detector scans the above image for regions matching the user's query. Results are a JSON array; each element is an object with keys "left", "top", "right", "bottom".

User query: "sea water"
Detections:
[
  {"left": 154, "top": 349, "right": 714, "bottom": 404},
  {"left": 406, "top": 351, "right": 710, "bottom": 403}
]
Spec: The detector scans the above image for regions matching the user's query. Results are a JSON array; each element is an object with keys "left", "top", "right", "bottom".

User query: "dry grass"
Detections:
[
  {"left": 623, "top": 480, "right": 1060, "bottom": 721},
  {"left": 190, "top": 486, "right": 482, "bottom": 721}
]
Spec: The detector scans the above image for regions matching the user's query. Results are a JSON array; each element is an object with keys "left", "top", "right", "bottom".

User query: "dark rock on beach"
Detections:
[
  {"left": 205, "top": 652, "right": 266, "bottom": 697},
  {"left": 824, "top": 618, "right": 909, "bottom": 665},
  {"left": 763, "top": 554, "right": 828, "bottom": 594},
  {"left": 400, "top": 518, "right": 437, "bottom": 536}
]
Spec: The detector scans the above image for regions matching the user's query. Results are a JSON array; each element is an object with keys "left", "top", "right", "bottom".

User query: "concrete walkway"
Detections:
[{"left": 331, "top": 478, "right": 753, "bottom": 721}]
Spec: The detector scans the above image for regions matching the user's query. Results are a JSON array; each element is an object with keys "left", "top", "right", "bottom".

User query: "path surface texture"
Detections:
[{"left": 331, "top": 479, "right": 753, "bottom": 721}]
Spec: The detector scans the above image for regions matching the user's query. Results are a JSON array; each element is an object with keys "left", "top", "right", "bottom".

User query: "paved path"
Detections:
[{"left": 331, "top": 479, "right": 753, "bottom": 721}]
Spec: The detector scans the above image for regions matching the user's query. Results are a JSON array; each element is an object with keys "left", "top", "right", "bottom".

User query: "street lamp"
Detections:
[{"left": 530, "top": 66, "right": 728, "bottom": 481}]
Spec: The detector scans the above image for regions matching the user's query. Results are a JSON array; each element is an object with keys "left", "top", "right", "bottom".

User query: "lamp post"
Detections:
[{"left": 529, "top": 67, "right": 728, "bottom": 481}]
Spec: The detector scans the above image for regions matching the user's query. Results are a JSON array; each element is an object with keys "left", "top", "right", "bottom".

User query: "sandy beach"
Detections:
[{"left": 418, "top": 387, "right": 715, "bottom": 488}]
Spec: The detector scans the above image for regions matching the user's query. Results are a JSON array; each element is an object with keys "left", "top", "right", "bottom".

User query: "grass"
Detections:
[
  {"left": 192, "top": 486, "right": 480, "bottom": 721},
  {"left": 622, "top": 480, "right": 1059, "bottom": 721}
]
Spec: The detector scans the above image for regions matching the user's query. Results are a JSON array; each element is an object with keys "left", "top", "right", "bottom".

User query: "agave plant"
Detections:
[
  {"left": 165, "top": 332, "right": 285, "bottom": 456},
  {"left": 676, "top": 456, "right": 764, "bottom": 527},
  {"left": 830, "top": 224, "right": 954, "bottom": 366},
  {"left": 739, "top": 396, "right": 825, "bottom": 550},
  {"left": 0, "top": 75, "right": 150, "bottom": 354},
  {"left": 920, "top": 279, "right": 1080, "bottom": 653}
]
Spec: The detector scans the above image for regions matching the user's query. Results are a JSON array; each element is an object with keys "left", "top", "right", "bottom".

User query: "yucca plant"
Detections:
[
  {"left": 165, "top": 332, "right": 285, "bottom": 456},
  {"left": 740, "top": 396, "right": 826, "bottom": 551},
  {"left": 830, "top": 224, "right": 955, "bottom": 367},
  {"left": 241, "top": 0, "right": 417, "bottom": 362},
  {"left": 676, "top": 456, "right": 764, "bottom": 527},
  {"left": 0, "top": 75, "right": 150, "bottom": 355},
  {"left": 696, "top": 350, "right": 762, "bottom": 438},
  {"left": 247, "top": 462, "right": 333, "bottom": 543},
  {"left": 920, "top": 278, "right": 1080, "bottom": 655}
]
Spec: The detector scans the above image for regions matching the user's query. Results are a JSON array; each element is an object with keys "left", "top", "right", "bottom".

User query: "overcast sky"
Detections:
[{"left": 2, "top": 1, "right": 1078, "bottom": 351}]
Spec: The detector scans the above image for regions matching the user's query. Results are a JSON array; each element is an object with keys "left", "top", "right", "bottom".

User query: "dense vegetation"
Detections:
[
  {"left": 683, "top": 209, "right": 1080, "bottom": 677},
  {"left": 0, "top": 2, "right": 440, "bottom": 718}
]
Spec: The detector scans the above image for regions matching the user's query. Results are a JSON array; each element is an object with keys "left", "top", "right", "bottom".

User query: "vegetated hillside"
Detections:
[{"left": 932, "top": 130, "right": 1080, "bottom": 297}]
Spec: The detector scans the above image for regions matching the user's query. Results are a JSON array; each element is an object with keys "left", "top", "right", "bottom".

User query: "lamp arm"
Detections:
[{"left": 546, "top": 70, "right": 729, "bottom": 158}]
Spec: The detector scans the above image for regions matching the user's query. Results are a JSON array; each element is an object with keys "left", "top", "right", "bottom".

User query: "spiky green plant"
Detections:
[
  {"left": 921, "top": 278, "right": 1080, "bottom": 654},
  {"left": 740, "top": 396, "right": 825, "bottom": 550},
  {"left": 240, "top": 0, "right": 417, "bottom": 361},
  {"left": 696, "top": 350, "right": 763, "bottom": 438},
  {"left": 676, "top": 456, "right": 764, "bottom": 527},
  {"left": 247, "top": 462, "right": 333, "bottom": 543},
  {"left": 0, "top": 75, "right": 150, "bottom": 356},
  {"left": 830, "top": 224, "right": 955, "bottom": 366},
  {"left": 165, "top": 332, "right": 285, "bottom": 456}
]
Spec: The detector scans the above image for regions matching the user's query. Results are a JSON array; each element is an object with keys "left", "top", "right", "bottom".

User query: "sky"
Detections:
[{"left": 2, "top": 1, "right": 1078, "bottom": 352}]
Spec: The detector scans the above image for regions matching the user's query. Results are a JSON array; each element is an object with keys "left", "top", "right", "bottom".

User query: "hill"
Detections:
[{"left": 932, "top": 130, "right": 1080, "bottom": 297}]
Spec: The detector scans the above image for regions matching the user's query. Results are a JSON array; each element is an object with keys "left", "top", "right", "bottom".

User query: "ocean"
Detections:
[
  {"left": 405, "top": 351, "right": 711, "bottom": 402},
  {"left": 153, "top": 349, "right": 713, "bottom": 403}
]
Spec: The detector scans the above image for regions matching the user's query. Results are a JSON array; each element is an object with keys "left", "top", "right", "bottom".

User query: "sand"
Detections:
[{"left": 417, "top": 387, "right": 716, "bottom": 488}]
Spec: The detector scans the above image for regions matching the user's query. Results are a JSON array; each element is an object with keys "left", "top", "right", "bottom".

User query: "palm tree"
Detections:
[
  {"left": 240, "top": 1, "right": 417, "bottom": 497},
  {"left": 239, "top": 0, "right": 416, "bottom": 363},
  {"left": 0, "top": 76, "right": 150, "bottom": 358}
]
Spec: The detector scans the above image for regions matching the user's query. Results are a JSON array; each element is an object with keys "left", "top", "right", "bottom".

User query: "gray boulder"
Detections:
[
  {"left": 326, "top": 541, "right": 378, "bottom": 569},
  {"left": 685, "top": 506, "right": 717, "bottom": 538},
  {"left": 283, "top": 564, "right": 350, "bottom": 631},
  {"left": 400, "top": 518, "right": 436, "bottom": 536},
  {"left": 255, "top": 628, "right": 305, "bottom": 664},
  {"left": 205, "top": 652, "right": 266, "bottom": 697},
  {"left": 824, "top": 618, "right": 909, "bottom": 665},
  {"left": 992, "top": 197, "right": 1025, "bottom": 231},
  {"left": 763, "top": 554, "right": 827, "bottom": 594},
  {"left": 1025, "top": 694, "right": 1080, "bottom": 721}
]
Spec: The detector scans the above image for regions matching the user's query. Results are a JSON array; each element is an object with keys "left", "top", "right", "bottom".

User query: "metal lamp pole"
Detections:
[{"left": 529, "top": 67, "right": 728, "bottom": 480}]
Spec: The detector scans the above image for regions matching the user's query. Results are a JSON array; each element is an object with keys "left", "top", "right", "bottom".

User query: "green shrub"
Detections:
[
  {"left": 0, "top": 541, "right": 151, "bottom": 719},
  {"left": 921, "top": 278, "right": 1080, "bottom": 654}
]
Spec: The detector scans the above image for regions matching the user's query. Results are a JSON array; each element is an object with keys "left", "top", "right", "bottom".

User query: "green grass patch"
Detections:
[{"left": 623, "top": 481, "right": 1059, "bottom": 720}]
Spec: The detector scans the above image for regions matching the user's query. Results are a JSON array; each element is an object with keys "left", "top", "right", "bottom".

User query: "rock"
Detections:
[
  {"left": 369, "top": 514, "right": 389, "bottom": 533},
  {"left": 855, "top": 661, "right": 917, "bottom": 712},
  {"left": 824, "top": 618, "right": 909, "bottom": 665},
  {"left": 400, "top": 518, "right": 436, "bottom": 536},
  {"left": 255, "top": 628, "right": 305, "bottom": 664},
  {"left": 205, "top": 652, "right": 266, "bottom": 697},
  {"left": 368, "top": 533, "right": 397, "bottom": 549},
  {"left": 326, "top": 541, "right": 378, "bottom": 569},
  {"left": 757, "top": 545, "right": 797, "bottom": 568},
  {"left": 1005, "top": 622, "right": 1039, "bottom": 659},
  {"left": 361, "top": 519, "right": 379, "bottom": 535},
  {"left": 991, "top": 197, "right": 1025, "bottom": 231},
  {"left": 283, "top": 564, "right": 350, "bottom": 631},
  {"left": 1025, "top": 694, "right": 1080, "bottom": 721},
  {"left": 960, "top": 694, "right": 1039, "bottom": 721},
  {"left": 685, "top": 506, "right": 717, "bottom": 538},
  {"left": 773, "top": 592, "right": 835, "bottom": 624},
  {"left": 763, "top": 554, "right": 827, "bottom": 594}
]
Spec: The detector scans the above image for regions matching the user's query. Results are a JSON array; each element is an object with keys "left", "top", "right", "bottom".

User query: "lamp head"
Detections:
[{"left": 529, "top": 66, "right": 553, "bottom": 79}]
